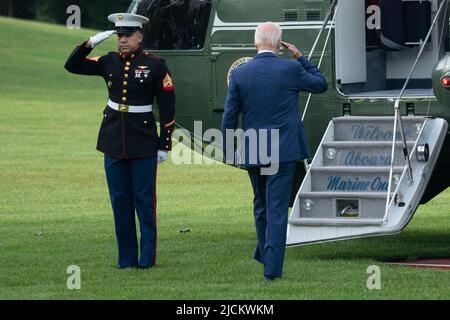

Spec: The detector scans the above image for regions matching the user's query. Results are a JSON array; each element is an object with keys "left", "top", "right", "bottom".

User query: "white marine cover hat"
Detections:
[{"left": 108, "top": 13, "right": 149, "bottom": 34}]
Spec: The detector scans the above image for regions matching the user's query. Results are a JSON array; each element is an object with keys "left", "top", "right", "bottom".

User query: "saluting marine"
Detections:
[{"left": 65, "top": 13, "right": 175, "bottom": 269}]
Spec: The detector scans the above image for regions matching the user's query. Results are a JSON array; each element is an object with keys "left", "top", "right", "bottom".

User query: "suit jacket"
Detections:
[
  {"left": 221, "top": 52, "right": 328, "bottom": 167},
  {"left": 65, "top": 43, "right": 176, "bottom": 159}
]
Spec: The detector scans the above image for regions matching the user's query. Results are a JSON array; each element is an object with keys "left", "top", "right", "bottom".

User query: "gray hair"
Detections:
[{"left": 254, "top": 22, "right": 282, "bottom": 47}]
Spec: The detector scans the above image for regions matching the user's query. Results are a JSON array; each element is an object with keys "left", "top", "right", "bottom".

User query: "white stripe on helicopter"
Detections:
[{"left": 212, "top": 13, "right": 334, "bottom": 35}]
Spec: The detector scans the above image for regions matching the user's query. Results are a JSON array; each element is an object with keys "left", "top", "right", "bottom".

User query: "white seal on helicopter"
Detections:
[{"left": 227, "top": 57, "right": 253, "bottom": 87}]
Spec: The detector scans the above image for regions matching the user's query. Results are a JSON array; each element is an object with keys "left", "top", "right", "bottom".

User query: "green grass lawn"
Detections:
[{"left": 1, "top": 16, "right": 450, "bottom": 300}]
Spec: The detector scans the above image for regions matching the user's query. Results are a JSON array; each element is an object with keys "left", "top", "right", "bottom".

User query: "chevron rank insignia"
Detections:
[{"left": 162, "top": 73, "right": 174, "bottom": 92}]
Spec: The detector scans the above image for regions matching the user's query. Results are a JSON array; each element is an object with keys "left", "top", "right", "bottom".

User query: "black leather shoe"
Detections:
[
  {"left": 138, "top": 265, "right": 155, "bottom": 270},
  {"left": 264, "top": 276, "right": 281, "bottom": 282},
  {"left": 118, "top": 265, "right": 138, "bottom": 269}
]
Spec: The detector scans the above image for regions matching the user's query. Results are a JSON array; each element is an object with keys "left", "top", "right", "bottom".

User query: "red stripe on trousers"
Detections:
[{"left": 153, "top": 161, "right": 158, "bottom": 266}]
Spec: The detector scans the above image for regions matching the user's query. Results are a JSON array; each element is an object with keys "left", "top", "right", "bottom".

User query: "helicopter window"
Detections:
[{"left": 136, "top": 0, "right": 212, "bottom": 50}]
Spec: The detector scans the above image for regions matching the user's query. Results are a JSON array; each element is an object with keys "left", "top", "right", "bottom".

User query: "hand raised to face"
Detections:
[{"left": 281, "top": 41, "right": 303, "bottom": 59}]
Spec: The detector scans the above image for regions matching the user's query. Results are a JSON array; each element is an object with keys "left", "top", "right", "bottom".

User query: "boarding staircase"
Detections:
[
  {"left": 286, "top": 116, "right": 447, "bottom": 246},
  {"left": 286, "top": 0, "right": 449, "bottom": 246}
]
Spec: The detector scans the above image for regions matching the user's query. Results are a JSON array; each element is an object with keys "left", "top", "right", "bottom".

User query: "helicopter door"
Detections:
[
  {"left": 335, "top": 0, "right": 367, "bottom": 85},
  {"left": 334, "top": 0, "right": 448, "bottom": 99}
]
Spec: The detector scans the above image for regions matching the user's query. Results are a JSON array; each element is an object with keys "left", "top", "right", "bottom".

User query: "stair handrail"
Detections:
[
  {"left": 383, "top": 0, "right": 449, "bottom": 224},
  {"left": 302, "top": 0, "right": 339, "bottom": 172},
  {"left": 307, "top": 0, "right": 339, "bottom": 62}
]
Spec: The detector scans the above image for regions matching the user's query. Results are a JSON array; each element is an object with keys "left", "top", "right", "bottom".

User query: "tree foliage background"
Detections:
[{"left": 0, "top": 0, "right": 133, "bottom": 29}]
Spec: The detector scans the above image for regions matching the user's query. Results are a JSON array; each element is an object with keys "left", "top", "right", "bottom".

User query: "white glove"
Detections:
[
  {"left": 157, "top": 150, "right": 169, "bottom": 164},
  {"left": 89, "top": 30, "right": 115, "bottom": 48}
]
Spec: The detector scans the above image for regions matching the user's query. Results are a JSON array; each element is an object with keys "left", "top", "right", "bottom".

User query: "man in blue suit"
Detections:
[{"left": 221, "top": 22, "right": 327, "bottom": 282}]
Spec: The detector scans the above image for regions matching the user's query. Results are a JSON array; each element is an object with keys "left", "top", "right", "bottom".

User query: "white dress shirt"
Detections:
[{"left": 257, "top": 50, "right": 276, "bottom": 55}]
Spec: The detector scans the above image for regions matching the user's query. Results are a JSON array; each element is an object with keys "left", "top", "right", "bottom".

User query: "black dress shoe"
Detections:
[
  {"left": 117, "top": 264, "right": 138, "bottom": 269},
  {"left": 264, "top": 276, "right": 281, "bottom": 282},
  {"left": 138, "top": 265, "right": 155, "bottom": 270}
]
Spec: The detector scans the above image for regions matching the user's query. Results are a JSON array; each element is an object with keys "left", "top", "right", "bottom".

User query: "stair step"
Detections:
[
  {"left": 298, "top": 191, "right": 392, "bottom": 199},
  {"left": 287, "top": 116, "right": 449, "bottom": 246},
  {"left": 312, "top": 166, "right": 405, "bottom": 172},
  {"left": 333, "top": 116, "right": 425, "bottom": 142},
  {"left": 322, "top": 141, "right": 416, "bottom": 147},
  {"left": 321, "top": 141, "right": 416, "bottom": 167},
  {"left": 296, "top": 191, "right": 391, "bottom": 220},
  {"left": 289, "top": 217, "right": 384, "bottom": 227},
  {"left": 310, "top": 166, "right": 404, "bottom": 192},
  {"left": 332, "top": 116, "right": 426, "bottom": 122}
]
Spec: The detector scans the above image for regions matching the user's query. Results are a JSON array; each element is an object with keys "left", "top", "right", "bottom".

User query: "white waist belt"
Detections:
[{"left": 108, "top": 99, "right": 152, "bottom": 113}]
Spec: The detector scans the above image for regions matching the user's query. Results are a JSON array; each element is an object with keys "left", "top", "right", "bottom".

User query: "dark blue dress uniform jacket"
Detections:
[
  {"left": 64, "top": 42, "right": 176, "bottom": 159},
  {"left": 222, "top": 52, "right": 327, "bottom": 166}
]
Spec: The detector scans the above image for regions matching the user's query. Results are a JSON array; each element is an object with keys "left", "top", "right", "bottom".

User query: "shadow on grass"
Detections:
[{"left": 287, "top": 230, "right": 450, "bottom": 262}]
